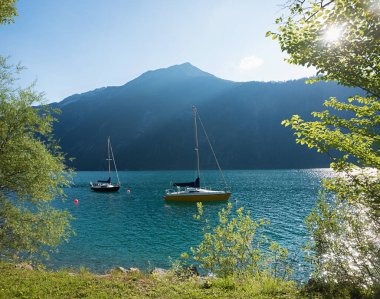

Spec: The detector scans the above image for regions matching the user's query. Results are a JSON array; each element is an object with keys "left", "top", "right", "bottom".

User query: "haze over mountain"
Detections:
[{"left": 52, "top": 63, "right": 359, "bottom": 170}]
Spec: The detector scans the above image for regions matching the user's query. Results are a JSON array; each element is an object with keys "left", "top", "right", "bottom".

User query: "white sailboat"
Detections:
[
  {"left": 164, "top": 106, "right": 231, "bottom": 202},
  {"left": 90, "top": 137, "right": 121, "bottom": 192}
]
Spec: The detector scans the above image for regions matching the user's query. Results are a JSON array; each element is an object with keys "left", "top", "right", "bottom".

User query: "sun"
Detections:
[{"left": 324, "top": 25, "right": 343, "bottom": 43}]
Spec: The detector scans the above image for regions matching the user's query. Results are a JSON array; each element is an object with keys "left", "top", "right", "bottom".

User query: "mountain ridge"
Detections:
[{"left": 52, "top": 63, "right": 359, "bottom": 170}]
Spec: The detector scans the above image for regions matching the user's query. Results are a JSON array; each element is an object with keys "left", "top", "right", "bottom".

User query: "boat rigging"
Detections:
[{"left": 164, "top": 106, "right": 231, "bottom": 202}]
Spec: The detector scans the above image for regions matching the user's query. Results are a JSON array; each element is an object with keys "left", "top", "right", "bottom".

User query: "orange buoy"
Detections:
[{"left": 74, "top": 199, "right": 79, "bottom": 204}]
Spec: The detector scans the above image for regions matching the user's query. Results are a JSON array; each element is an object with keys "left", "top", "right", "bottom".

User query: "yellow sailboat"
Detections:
[{"left": 164, "top": 106, "right": 231, "bottom": 202}]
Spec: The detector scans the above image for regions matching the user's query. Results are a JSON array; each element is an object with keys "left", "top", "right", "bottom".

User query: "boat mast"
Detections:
[
  {"left": 193, "top": 106, "right": 200, "bottom": 180},
  {"left": 107, "top": 136, "right": 111, "bottom": 179}
]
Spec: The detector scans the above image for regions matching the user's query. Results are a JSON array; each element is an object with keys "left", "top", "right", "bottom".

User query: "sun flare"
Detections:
[{"left": 324, "top": 25, "right": 343, "bottom": 43}]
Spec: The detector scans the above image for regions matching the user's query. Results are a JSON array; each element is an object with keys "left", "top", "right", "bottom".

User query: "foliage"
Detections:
[
  {"left": 301, "top": 277, "right": 380, "bottom": 299},
  {"left": 268, "top": 0, "right": 380, "bottom": 292},
  {"left": 273, "top": 0, "right": 380, "bottom": 168},
  {"left": 0, "top": 0, "right": 17, "bottom": 25},
  {"left": 282, "top": 96, "right": 380, "bottom": 169},
  {"left": 0, "top": 56, "right": 72, "bottom": 262},
  {"left": 268, "top": 0, "right": 380, "bottom": 97},
  {"left": 184, "top": 202, "right": 292, "bottom": 279},
  {"left": 304, "top": 170, "right": 380, "bottom": 288}
]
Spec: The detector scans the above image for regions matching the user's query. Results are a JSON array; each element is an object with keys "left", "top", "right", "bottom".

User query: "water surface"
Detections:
[{"left": 49, "top": 169, "right": 331, "bottom": 278}]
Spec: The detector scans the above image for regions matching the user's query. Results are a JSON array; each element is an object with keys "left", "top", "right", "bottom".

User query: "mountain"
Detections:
[{"left": 52, "top": 63, "right": 359, "bottom": 170}]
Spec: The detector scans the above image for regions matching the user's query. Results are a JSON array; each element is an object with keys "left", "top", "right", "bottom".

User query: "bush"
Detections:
[{"left": 183, "top": 202, "right": 292, "bottom": 279}]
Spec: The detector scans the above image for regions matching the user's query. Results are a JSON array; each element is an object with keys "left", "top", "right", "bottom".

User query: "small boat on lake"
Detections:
[
  {"left": 164, "top": 106, "right": 231, "bottom": 202},
  {"left": 90, "top": 137, "right": 121, "bottom": 192}
]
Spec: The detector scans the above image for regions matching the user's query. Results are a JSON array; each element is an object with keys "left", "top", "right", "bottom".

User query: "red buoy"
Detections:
[{"left": 74, "top": 199, "right": 79, "bottom": 204}]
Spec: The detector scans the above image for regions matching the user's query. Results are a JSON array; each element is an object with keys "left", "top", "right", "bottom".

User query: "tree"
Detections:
[
  {"left": 268, "top": 0, "right": 379, "bottom": 290},
  {"left": 0, "top": 0, "right": 17, "bottom": 25},
  {"left": 0, "top": 57, "right": 72, "bottom": 262}
]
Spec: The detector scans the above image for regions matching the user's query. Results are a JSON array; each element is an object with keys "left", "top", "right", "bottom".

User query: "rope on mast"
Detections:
[
  {"left": 196, "top": 111, "right": 229, "bottom": 189},
  {"left": 109, "top": 138, "right": 121, "bottom": 185}
]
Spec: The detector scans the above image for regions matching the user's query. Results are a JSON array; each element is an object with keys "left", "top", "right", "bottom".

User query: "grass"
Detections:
[
  {"left": 1, "top": 261, "right": 376, "bottom": 298},
  {"left": 0, "top": 261, "right": 302, "bottom": 299}
]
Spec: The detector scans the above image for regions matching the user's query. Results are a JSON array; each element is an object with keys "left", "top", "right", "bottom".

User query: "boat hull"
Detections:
[
  {"left": 164, "top": 192, "right": 231, "bottom": 202},
  {"left": 90, "top": 185, "right": 120, "bottom": 192}
]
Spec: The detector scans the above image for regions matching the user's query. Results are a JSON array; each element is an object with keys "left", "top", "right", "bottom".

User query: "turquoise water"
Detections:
[{"left": 48, "top": 169, "right": 331, "bottom": 278}]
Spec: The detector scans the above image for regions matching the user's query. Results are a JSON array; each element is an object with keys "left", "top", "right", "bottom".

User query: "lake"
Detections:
[{"left": 48, "top": 169, "right": 332, "bottom": 279}]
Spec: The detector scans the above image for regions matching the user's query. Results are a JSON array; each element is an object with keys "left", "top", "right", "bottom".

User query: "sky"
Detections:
[{"left": 0, "top": 0, "right": 316, "bottom": 102}]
